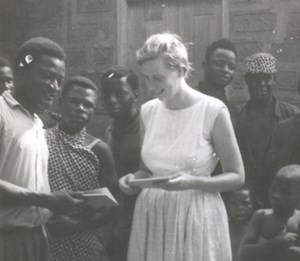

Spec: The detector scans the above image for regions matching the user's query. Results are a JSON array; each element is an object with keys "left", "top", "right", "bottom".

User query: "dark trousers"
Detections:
[{"left": 0, "top": 225, "right": 50, "bottom": 261}]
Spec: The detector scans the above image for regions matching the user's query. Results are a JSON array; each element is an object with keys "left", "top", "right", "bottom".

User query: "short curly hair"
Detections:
[
  {"left": 15, "top": 37, "right": 65, "bottom": 73},
  {"left": 205, "top": 39, "right": 237, "bottom": 62},
  {"left": 62, "top": 76, "right": 98, "bottom": 97},
  {"left": 100, "top": 65, "right": 139, "bottom": 92},
  {"left": 136, "top": 33, "right": 193, "bottom": 78}
]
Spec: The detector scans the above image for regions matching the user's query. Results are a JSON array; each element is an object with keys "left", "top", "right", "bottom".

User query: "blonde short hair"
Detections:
[{"left": 136, "top": 33, "right": 193, "bottom": 78}]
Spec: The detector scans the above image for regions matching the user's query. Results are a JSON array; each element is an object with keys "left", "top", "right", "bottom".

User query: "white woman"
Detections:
[{"left": 119, "top": 33, "right": 245, "bottom": 261}]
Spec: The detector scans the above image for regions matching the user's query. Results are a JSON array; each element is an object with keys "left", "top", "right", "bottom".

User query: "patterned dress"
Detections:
[
  {"left": 46, "top": 127, "right": 107, "bottom": 261},
  {"left": 127, "top": 95, "right": 232, "bottom": 261}
]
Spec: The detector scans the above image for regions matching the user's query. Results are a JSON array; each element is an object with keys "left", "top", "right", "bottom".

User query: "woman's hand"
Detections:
[
  {"left": 119, "top": 173, "right": 141, "bottom": 195},
  {"left": 154, "top": 173, "right": 197, "bottom": 191}
]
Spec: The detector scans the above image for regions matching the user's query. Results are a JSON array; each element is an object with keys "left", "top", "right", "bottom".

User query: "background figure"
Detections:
[
  {"left": 197, "top": 39, "right": 238, "bottom": 178},
  {"left": 0, "top": 56, "right": 14, "bottom": 94},
  {"left": 119, "top": 33, "right": 244, "bottom": 261},
  {"left": 239, "top": 165, "right": 300, "bottom": 261},
  {"left": 236, "top": 52, "right": 299, "bottom": 208},
  {"left": 265, "top": 113, "right": 300, "bottom": 182},
  {"left": 0, "top": 37, "right": 84, "bottom": 261},
  {"left": 46, "top": 76, "right": 119, "bottom": 261},
  {"left": 223, "top": 186, "right": 255, "bottom": 261},
  {"left": 100, "top": 66, "right": 140, "bottom": 261},
  {"left": 197, "top": 38, "right": 238, "bottom": 128}
]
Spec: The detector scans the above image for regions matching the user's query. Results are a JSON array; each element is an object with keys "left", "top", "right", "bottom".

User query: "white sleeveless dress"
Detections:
[{"left": 127, "top": 94, "right": 232, "bottom": 261}]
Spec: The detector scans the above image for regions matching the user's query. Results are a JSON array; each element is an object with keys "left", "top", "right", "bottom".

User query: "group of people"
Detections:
[{"left": 0, "top": 32, "right": 300, "bottom": 261}]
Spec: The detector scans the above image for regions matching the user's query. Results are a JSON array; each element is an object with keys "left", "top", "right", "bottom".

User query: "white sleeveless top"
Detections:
[{"left": 141, "top": 94, "right": 226, "bottom": 178}]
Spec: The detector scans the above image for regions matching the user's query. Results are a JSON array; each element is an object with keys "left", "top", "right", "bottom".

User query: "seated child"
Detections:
[
  {"left": 238, "top": 164, "right": 300, "bottom": 261},
  {"left": 0, "top": 56, "right": 14, "bottom": 94},
  {"left": 223, "top": 186, "right": 254, "bottom": 261}
]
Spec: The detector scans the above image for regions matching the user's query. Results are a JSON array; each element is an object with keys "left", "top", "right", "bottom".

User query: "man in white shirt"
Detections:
[{"left": 0, "top": 37, "right": 84, "bottom": 261}]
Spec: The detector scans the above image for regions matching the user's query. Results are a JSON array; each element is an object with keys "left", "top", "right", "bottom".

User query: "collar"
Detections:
[
  {"left": 56, "top": 126, "right": 86, "bottom": 145},
  {"left": 245, "top": 96, "right": 282, "bottom": 116},
  {"left": 3, "top": 92, "right": 21, "bottom": 108},
  {"left": 3, "top": 92, "right": 39, "bottom": 121}
]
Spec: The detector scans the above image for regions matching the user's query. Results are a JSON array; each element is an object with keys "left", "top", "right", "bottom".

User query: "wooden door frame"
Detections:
[{"left": 116, "top": 0, "right": 229, "bottom": 65}]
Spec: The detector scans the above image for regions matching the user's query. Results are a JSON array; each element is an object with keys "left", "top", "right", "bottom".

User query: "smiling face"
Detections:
[
  {"left": 16, "top": 54, "right": 65, "bottom": 112},
  {"left": 204, "top": 48, "right": 236, "bottom": 88},
  {"left": 101, "top": 77, "right": 136, "bottom": 119},
  {"left": 60, "top": 85, "right": 98, "bottom": 132},
  {"left": 0, "top": 66, "right": 14, "bottom": 94},
  {"left": 245, "top": 73, "right": 274, "bottom": 104},
  {"left": 140, "top": 56, "right": 181, "bottom": 101},
  {"left": 226, "top": 189, "right": 254, "bottom": 225}
]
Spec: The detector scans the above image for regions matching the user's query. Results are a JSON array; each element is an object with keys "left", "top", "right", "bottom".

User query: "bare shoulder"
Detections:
[
  {"left": 251, "top": 209, "right": 268, "bottom": 223},
  {"left": 85, "top": 132, "right": 110, "bottom": 152},
  {"left": 292, "top": 209, "right": 300, "bottom": 222}
]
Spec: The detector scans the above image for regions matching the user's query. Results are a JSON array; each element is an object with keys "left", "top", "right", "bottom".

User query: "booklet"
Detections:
[
  {"left": 83, "top": 187, "right": 119, "bottom": 209},
  {"left": 128, "top": 176, "right": 172, "bottom": 188}
]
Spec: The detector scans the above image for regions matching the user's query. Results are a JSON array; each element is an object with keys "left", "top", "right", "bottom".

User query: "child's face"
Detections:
[
  {"left": 269, "top": 178, "right": 296, "bottom": 217},
  {"left": 0, "top": 66, "right": 14, "bottom": 94},
  {"left": 226, "top": 190, "right": 254, "bottom": 224}
]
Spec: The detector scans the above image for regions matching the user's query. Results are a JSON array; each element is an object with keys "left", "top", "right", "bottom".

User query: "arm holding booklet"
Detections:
[{"left": 47, "top": 187, "right": 119, "bottom": 237}]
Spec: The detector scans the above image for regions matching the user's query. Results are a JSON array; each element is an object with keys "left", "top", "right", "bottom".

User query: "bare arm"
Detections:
[
  {"left": 91, "top": 139, "right": 120, "bottom": 198},
  {"left": 157, "top": 108, "right": 245, "bottom": 192},
  {"left": 0, "top": 179, "right": 84, "bottom": 214},
  {"left": 239, "top": 210, "right": 295, "bottom": 260},
  {"left": 196, "top": 108, "right": 245, "bottom": 192}
]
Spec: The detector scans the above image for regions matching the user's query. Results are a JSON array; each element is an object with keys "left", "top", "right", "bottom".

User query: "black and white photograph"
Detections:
[{"left": 1, "top": 0, "right": 300, "bottom": 260}]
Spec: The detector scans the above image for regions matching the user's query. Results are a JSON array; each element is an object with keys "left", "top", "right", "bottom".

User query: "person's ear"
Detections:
[{"left": 179, "top": 67, "right": 187, "bottom": 77}]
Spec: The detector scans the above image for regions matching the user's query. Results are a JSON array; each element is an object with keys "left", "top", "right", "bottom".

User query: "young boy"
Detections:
[
  {"left": 100, "top": 65, "right": 140, "bottom": 261},
  {"left": 224, "top": 186, "right": 254, "bottom": 261},
  {"left": 238, "top": 165, "right": 300, "bottom": 261},
  {"left": 0, "top": 56, "right": 14, "bottom": 94}
]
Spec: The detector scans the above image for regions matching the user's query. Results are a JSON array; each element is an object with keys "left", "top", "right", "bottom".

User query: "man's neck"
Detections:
[
  {"left": 114, "top": 108, "right": 139, "bottom": 129},
  {"left": 13, "top": 92, "right": 36, "bottom": 115},
  {"left": 203, "top": 78, "right": 226, "bottom": 96},
  {"left": 58, "top": 122, "right": 83, "bottom": 135}
]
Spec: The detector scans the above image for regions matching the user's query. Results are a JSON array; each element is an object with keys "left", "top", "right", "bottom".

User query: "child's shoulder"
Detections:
[
  {"left": 250, "top": 209, "right": 272, "bottom": 223},
  {"left": 291, "top": 209, "right": 300, "bottom": 222},
  {"left": 254, "top": 208, "right": 271, "bottom": 216}
]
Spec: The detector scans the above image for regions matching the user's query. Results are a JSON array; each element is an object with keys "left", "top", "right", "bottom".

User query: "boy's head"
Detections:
[
  {"left": 0, "top": 56, "right": 14, "bottom": 94},
  {"left": 269, "top": 165, "right": 300, "bottom": 217},
  {"left": 224, "top": 186, "right": 254, "bottom": 226},
  {"left": 60, "top": 76, "right": 98, "bottom": 133},
  {"left": 203, "top": 39, "right": 237, "bottom": 89},
  {"left": 14, "top": 37, "right": 66, "bottom": 112},
  {"left": 100, "top": 65, "right": 139, "bottom": 119}
]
